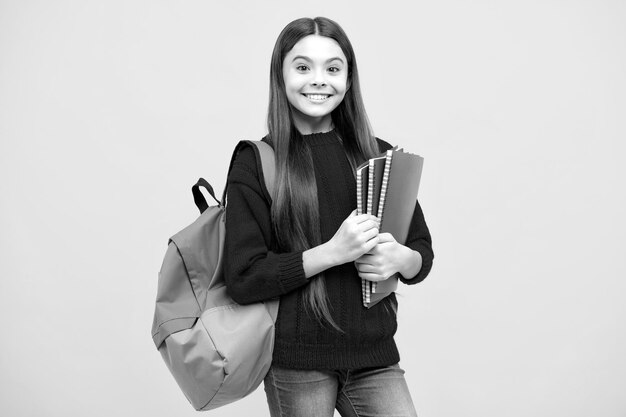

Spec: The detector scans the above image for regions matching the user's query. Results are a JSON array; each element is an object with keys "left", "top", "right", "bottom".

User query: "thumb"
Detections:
[{"left": 349, "top": 209, "right": 357, "bottom": 217}]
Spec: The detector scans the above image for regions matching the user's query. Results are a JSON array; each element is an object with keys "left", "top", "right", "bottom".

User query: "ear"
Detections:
[{"left": 346, "top": 77, "right": 352, "bottom": 92}]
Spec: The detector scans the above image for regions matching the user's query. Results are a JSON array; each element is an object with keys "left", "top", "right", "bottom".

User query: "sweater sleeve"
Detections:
[
  {"left": 398, "top": 199, "right": 434, "bottom": 284},
  {"left": 223, "top": 144, "right": 309, "bottom": 304}
]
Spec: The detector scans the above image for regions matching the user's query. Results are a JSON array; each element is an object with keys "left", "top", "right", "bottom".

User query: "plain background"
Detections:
[{"left": 1, "top": 0, "right": 625, "bottom": 416}]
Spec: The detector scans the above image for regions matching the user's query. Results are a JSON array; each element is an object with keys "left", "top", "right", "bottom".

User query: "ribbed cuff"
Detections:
[{"left": 277, "top": 251, "right": 307, "bottom": 293}]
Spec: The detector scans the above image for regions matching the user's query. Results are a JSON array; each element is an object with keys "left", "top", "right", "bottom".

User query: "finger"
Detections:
[
  {"left": 356, "top": 213, "right": 379, "bottom": 222},
  {"left": 362, "top": 234, "right": 379, "bottom": 253},
  {"left": 356, "top": 262, "right": 376, "bottom": 273},
  {"left": 364, "top": 229, "right": 379, "bottom": 244},
  {"left": 377, "top": 232, "right": 396, "bottom": 242},
  {"left": 361, "top": 227, "right": 379, "bottom": 242},
  {"left": 355, "top": 252, "right": 375, "bottom": 263},
  {"left": 354, "top": 213, "right": 377, "bottom": 224},
  {"left": 359, "top": 272, "right": 384, "bottom": 282},
  {"left": 359, "top": 219, "right": 380, "bottom": 232},
  {"left": 356, "top": 252, "right": 375, "bottom": 262}
]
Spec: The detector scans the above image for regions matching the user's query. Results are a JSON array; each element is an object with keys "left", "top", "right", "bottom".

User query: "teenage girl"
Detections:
[{"left": 224, "top": 16, "right": 433, "bottom": 417}]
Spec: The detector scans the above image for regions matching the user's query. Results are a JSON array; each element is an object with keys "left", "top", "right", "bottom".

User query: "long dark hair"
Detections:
[{"left": 267, "top": 17, "right": 380, "bottom": 330}]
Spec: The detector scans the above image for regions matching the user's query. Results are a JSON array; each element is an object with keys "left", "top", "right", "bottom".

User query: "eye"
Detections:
[
  {"left": 296, "top": 65, "right": 309, "bottom": 72},
  {"left": 328, "top": 66, "right": 340, "bottom": 73}
]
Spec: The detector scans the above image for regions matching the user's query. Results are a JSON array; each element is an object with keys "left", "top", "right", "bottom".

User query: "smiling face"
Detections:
[{"left": 282, "top": 35, "right": 349, "bottom": 134}]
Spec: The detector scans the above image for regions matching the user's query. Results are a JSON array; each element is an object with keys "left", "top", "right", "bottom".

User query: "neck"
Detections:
[{"left": 292, "top": 112, "right": 333, "bottom": 135}]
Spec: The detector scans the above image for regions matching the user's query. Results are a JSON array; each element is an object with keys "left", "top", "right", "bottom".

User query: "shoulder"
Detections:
[
  {"left": 375, "top": 137, "right": 394, "bottom": 153},
  {"left": 230, "top": 136, "right": 273, "bottom": 177},
  {"left": 227, "top": 140, "right": 264, "bottom": 193},
  {"left": 227, "top": 138, "right": 273, "bottom": 202},
  {"left": 231, "top": 141, "right": 259, "bottom": 177}
]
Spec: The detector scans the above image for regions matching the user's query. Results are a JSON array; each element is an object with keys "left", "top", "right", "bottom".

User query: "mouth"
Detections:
[{"left": 301, "top": 93, "right": 332, "bottom": 102}]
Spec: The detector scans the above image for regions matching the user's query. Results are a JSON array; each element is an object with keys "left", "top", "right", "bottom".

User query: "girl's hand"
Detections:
[
  {"left": 327, "top": 210, "right": 380, "bottom": 265},
  {"left": 354, "top": 232, "right": 401, "bottom": 282}
]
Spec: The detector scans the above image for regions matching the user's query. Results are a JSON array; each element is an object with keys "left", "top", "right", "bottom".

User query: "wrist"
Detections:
[
  {"left": 320, "top": 240, "right": 341, "bottom": 268},
  {"left": 396, "top": 245, "right": 422, "bottom": 279}
]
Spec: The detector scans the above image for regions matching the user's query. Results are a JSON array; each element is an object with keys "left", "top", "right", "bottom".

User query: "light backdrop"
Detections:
[{"left": 1, "top": 1, "right": 625, "bottom": 416}]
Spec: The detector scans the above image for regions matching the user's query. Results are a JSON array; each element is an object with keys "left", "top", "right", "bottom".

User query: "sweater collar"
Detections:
[{"left": 300, "top": 129, "right": 340, "bottom": 146}]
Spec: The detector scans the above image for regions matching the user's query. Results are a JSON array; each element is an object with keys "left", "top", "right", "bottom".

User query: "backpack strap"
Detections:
[
  {"left": 192, "top": 178, "right": 220, "bottom": 213},
  {"left": 217, "top": 139, "right": 276, "bottom": 208},
  {"left": 192, "top": 140, "right": 275, "bottom": 213},
  {"left": 252, "top": 140, "right": 276, "bottom": 199}
]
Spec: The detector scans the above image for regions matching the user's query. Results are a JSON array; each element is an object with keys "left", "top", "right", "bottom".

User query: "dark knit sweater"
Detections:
[{"left": 223, "top": 130, "right": 434, "bottom": 370}]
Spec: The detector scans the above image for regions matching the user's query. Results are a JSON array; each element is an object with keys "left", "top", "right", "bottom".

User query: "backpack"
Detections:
[{"left": 151, "top": 140, "right": 279, "bottom": 411}]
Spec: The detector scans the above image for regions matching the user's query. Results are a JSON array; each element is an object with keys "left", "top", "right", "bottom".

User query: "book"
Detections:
[
  {"left": 358, "top": 148, "right": 424, "bottom": 308},
  {"left": 370, "top": 149, "right": 393, "bottom": 296}
]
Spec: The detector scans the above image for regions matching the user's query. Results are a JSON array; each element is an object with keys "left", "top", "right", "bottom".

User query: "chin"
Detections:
[
  {"left": 302, "top": 110, "right": 332, "bottom": 118},
  {"left": 299, "top": 105, "right": 337, "bottom": 118}
]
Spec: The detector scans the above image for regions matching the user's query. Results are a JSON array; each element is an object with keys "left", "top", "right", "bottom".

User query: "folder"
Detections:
[
  {"left": 358, "top": 148, "right": 424, "bottom": 308},
  {"left": 378, "top": 150, "right": 424, "bottom": 245}
]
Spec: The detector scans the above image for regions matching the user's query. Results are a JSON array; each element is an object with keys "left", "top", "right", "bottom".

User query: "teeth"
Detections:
[{"left": 306, "top": 94, "right": 330, "bottom": 101}]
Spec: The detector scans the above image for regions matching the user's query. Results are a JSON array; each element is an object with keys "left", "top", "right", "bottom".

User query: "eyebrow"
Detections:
[{"left": 291, "top": 55, "right": 345, "bottom": 65}]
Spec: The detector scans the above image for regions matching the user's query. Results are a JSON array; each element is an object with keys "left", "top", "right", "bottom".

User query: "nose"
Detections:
[{"left": 311, "top": 69, "right": 327, "bottom": 87}]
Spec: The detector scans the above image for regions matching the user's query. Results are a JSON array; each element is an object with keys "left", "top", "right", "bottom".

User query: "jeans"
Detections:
[{"left": 263, "top": 363, "right": 418, "bottom": 417}]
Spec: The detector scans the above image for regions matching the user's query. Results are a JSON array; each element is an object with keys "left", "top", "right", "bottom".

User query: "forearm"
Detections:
[{"left": 302, "top": 241, "right": 340, "bottom": 278}]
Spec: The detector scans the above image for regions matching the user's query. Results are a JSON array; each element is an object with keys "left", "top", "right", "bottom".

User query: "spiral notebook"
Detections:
[{"left": 356, "top": 162, "right": 370, "bottom": 305}]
